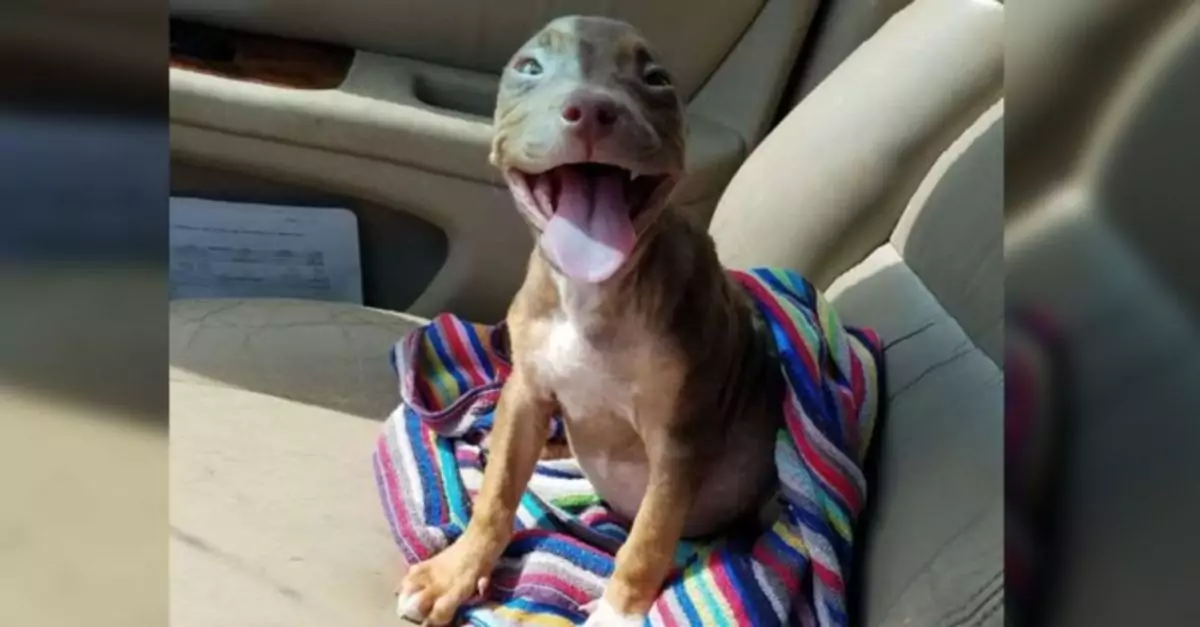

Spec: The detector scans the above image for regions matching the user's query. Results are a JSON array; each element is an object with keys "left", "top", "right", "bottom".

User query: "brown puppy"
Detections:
[{"left": 398, "top": 16, "right": 782, "bottom": 626}]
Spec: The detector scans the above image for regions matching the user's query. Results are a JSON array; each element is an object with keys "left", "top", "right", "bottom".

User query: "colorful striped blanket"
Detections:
[{"left": 374, "top": 268, "right": 883, "bottom": 626}]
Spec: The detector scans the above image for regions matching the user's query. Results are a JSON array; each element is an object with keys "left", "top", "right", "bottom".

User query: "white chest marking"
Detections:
[{"left": 531, "top": 277, "right": 634, "bottom": 420}]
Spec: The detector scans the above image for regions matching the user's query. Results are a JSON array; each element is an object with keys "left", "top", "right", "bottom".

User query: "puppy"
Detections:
[{"left": 397, "top": 16, "right": 782, "bottom": 626}]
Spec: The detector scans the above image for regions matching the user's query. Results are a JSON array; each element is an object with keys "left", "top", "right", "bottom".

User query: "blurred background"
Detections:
[
  {"left": 0, "top": 1, "right": 167, "bottom": 626},
  {"left": 1006, "top": 1, "right": 1200, "bottom": 626},
  {"left": 0, "top": 0, "right": 1198, "bottom": 625}
]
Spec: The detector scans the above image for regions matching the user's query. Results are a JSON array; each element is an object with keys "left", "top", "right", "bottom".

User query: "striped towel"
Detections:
[{"left": 374, "top": 268, "right": 883, "bottom": 626}]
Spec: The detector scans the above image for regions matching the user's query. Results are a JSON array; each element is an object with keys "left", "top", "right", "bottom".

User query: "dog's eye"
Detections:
[
  {"left": 514, "top": 58, "right": 543, "bottom": 76},
  {"left": 643, "top": 67, "right": 672, "bottom": 88}
]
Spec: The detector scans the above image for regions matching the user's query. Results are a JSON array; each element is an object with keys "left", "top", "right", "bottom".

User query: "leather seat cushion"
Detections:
[{"left": 170, "top": 299, "right": 424, "bottom": 627}]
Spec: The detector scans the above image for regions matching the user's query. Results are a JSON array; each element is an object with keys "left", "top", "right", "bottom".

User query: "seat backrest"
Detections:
[
  {"left": 889, "top": 102, "right": 1004, "bottom": 362},
  {"left": 787, "top": 0, "right": 915, "bottom": 104},
  {"left": 709, "top": 0, "right": 1003, "bottom": 290},
  {"left": 170, "top": 0, "right": 765, "bottom": 101}
]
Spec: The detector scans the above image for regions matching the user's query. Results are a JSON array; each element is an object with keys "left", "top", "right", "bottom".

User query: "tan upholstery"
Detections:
[
  {"left": 823, "top": 104, "right": 1003, "bottom": 626},
  {"left": 709, "top": 0, "right": 1003, "bottom": 290},
  {"left": 890, "top": 102, "right": 1004, "bottom": 362},
  {"left": 788, "top": 0, "right": 915, "bottom": 103},
  {"left": 170, "top": 0, "right": 1007, "bottom": 625},
  {"left": 170, "top": 299, "right": 423, "bottom": 627},
  {"left": 171, "top": 0, "right": 820, "bottom": 322}
]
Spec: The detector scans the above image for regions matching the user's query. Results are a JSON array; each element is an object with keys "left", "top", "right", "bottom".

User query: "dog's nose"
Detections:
[{"left": 561, "top": 93, "right": 620, "bottom": 137}]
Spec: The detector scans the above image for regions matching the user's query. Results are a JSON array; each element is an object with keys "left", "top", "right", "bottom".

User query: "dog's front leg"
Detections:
[
  {"left": 587, "top": 441, "right": 698, "bottom": 626},
  {"left": 398, "top": 367, "right": 554, "bottom": 625}
]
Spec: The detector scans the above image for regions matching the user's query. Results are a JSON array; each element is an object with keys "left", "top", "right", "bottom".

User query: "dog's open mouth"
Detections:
[{"left": 507, "top": 163, "right": 669, "bottom": 283}]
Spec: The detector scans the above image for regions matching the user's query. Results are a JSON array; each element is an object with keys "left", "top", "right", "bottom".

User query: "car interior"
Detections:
[{"left": 166, "top": 0, "right": 1200, "bottom": 625}]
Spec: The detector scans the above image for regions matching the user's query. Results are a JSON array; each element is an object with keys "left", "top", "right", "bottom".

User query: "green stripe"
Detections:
[
  {"left": 549, "top": 493, "right": 601, "bottom": 510},
  {"left": 421, "top": 340, "right": 458, "bottom": 406}
]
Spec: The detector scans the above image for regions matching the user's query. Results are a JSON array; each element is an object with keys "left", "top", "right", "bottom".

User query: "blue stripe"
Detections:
[
  {"left": 463, "top": 322, "right": 498, "bottom": 380},
  {"left": 505, "top": 533, "right": 614, "bottom": 576},
  {"left": 550, "top": 416, "right": 567, "bottom": 439},
  {"left": 427, "top": 326, "right": 472, "bottom": 394},
  {"left": 788, "top": 271, "right": 816, "bottom": 307},
  {"left": 519, "top": 492, "right": 555, "bottom": 530},
  {"left": 405, "top": 406, "right": 445, "bottom": 524},
  {"left": 761, "top": 312, "right": 820, "bottom": 403},
  {"left": 666, "top": 567, "right": 705, "bottom": 627},
  {"left": 755, "top": 269, "right": 799, "bottom": 308},
  {"left": 817, "top": 368, "right": 848, "bottom": 450},
  {"left": 822, "top": 596, "right": 848, "bottom": 626},
  {"left": 767, "top": 323, "right": 846, "bottom": 453},
  {"left": 534, "top": 465, "right": 585, "bottom": 479},
  {"left": 790, "top": 499, "right": 837, "bottom": 545},
  {"left": 757, "top": 268, "right": 815, "bottom": 313},
  {"left": 725, "top": 552, "right": 779, "bottom": 627},
  {"left": 436, "top": 434, "right": 471, "bottom": 525},
  {"left": 757, "top": 292, "right": 846, "bottom": 451}
]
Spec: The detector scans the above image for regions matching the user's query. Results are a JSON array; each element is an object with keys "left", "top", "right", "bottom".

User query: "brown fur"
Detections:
[{"left": 398, "top": 16, "right": 782, "bottom": 624}]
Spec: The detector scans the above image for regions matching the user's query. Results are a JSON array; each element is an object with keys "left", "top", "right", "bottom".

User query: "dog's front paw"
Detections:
[
  {"left": 581, "top": 597, "right": 646, "bottom": 627},
  {"left": 396, "top": 540, "right": 493, "bottom": 625}
]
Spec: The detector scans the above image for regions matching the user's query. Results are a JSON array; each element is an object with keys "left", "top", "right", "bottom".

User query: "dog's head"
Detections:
[{"left": 490, "top": 16, "right": 686, "bottom": 283}]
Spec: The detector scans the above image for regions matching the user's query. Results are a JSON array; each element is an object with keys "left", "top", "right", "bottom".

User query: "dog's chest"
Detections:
[{"left": 530, "top": 314, "right": 636, "bottom": 419}]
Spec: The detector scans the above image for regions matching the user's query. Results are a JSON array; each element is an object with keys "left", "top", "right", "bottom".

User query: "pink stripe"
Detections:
[
  {"left": 580, "top": 510, "right": 625, "bottom": 528},
  {"left": 737, "top": 276, "right": 822, "bottom": 381},
  {"left": 848, "top": 355, "right": 866, "bottom": 453},
  {"left": 752, "top": 541, "right": 799, "bottom": 590},
  {"left": 457, "top": 447, "right": 481, "bottom": 465},
  {"left": 447, "top": 317, "right": 488, "bottom": 388},
  {"left": 376, "top": 435, "right": 424, "bottom": 561},
  {"left": 837, "top": 386, "right": 857, "bottom": 454},
  {"left": 707, "top": 551, "right": 753, "bottom": 625},
  {"left": 657, "top": 598, "right": 682, "bottom": 627},
  {"left": 494, "top": 572, "right": 591, "bottom": 606},
  {"left": 848, "top": 349, "right": 865, "bottom": 409},
  {"left": 812, "top": 560, "right": 844, "bottom": 594},
  {"left": 787, "top": 401, "right": 861, "bottom": 514}
]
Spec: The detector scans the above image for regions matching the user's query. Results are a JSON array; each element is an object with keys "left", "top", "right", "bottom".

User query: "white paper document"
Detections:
[{"left": 169, "top": 197, "right": 363, "bottom": 304}]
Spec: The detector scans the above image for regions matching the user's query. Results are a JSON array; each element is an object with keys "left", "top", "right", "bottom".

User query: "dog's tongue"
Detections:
[{"left": 539, "top": 166, "right": 635, "bottom": 283}]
